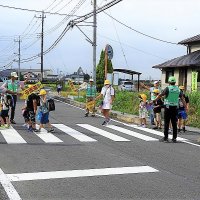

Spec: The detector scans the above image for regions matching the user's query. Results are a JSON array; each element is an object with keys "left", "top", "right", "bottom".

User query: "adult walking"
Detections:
[
  {"left": 2, "top": 71, "right": 27, "bottom": 124},
  {"left": 56, "top": 83, "right": 62, "bottom": 95},
  {"left": 96, "top": 80, "right": 115, "bottom": 125},
  {"left": 85, "top": 78, "right": 97, "bottom": 117},
  {"left": 152, "top": 76, "right": 186, "bottom": 143}
]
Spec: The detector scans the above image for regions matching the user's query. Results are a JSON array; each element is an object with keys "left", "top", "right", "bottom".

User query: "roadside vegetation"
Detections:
[{"left": 48, "top": 83, "right": 200, "bottom": 129}]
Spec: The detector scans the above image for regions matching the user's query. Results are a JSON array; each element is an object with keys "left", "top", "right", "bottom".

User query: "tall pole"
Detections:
[
  {"left": 36, "top": 11, "right": 46, "bottom": 81},
  {"left": 18, "top": 36, "right": 21, "bottom": 81},
  {"left": 104, "top": 45, "right": 108, "bottom": 80},
  {"left": 41, "top": 11, "right": 45, "bottom": 82},
  {"left": 93, "top": 0, "right": 97, "bottom": 85},
  {"left": 14, "top": 36, "right": 21, "bottom": 81}
]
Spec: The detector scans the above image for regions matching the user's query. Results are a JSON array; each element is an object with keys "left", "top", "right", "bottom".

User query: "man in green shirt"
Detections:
[
  {"left": 2, "top": 72, "right": 28, "bottom": 124},
  {"left": 85, "top": 78, "right": 96, "bottom": 117},
  {"left": 153, "top": 76, "right": 186, "bottom": 143}
]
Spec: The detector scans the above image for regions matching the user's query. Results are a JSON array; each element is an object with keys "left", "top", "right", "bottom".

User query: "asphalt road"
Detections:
[{"left": 0, "top": 99, "right": 200, "bottom": 200}]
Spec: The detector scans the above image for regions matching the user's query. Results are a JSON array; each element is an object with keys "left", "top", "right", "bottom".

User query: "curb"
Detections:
[{"left": 52, "top": 96, "right": 141, "bottom": 124}]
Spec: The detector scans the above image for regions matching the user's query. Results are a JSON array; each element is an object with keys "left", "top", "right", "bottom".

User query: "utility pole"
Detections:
[
  {"left": 93, "top": 0, "right": 97, "bottom": 85},
  {"left": 14, "top": 36, "right": 21, "bottom": 81},
  {"left": 36, "top": 11, "right": 46, "bottom": 81}
]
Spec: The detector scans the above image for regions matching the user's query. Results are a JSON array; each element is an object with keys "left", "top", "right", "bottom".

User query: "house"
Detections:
[
  {"left": 0, "top": 68, "right": 53, "bottom": 81},
  {"left": 19, "top": 68, "right": 53, "bottom": 79},
  {"left": 65, "top": 67, "right": 85, "bottom": 84},
  {"left": 153, "top": 34, "right": 200, "bottom": 91},
  {"left": 23, "top": 71, "right": 39, "bottom": 83},
  {"left": 0, "top": 69, "right": 14, "bottom": 82}
]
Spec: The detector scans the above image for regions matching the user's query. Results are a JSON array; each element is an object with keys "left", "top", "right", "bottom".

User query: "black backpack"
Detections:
[{"left": 48, "top": 99, "right": 55, "bottom": 111}]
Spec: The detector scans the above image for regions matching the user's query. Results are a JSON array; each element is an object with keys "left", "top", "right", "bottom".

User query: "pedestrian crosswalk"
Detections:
[{"left": 0, "top": 123, "right": 189, "bottom": 145}]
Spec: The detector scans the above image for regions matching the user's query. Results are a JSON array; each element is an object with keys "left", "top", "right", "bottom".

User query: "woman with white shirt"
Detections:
[{"left": 96, "top": 80, "right": 115, "bottom": 125}]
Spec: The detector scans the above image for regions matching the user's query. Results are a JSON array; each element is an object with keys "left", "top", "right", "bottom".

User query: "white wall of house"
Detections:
[
  {"left": 190, "top": 44, "right": 200, "bottom": 53},
  {"left": 161, "top": 69, "right": 179, "bottom": 89},
  {"left": 187, "top": 68, "right": 192, "bottom": 91}
]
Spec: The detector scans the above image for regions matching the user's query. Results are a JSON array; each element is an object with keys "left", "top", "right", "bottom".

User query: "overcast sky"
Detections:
[{"left": 0, "top": 0, "right": 200, "bottom": 80}]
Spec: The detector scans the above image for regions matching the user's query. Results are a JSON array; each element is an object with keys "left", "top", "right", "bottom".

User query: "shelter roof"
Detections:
[{"left": 113, "top": 68, "right": 142, "bottom": 75}]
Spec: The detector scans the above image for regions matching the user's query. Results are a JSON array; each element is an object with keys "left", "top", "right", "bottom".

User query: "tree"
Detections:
[{"left": 96, "top": 50, "right": 113, "bottom": 91}]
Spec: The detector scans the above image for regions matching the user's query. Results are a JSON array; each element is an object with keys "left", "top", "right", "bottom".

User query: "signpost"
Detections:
[
  {"left": 191, "top": 71, "right": 198, "bottom": 92},
  {"left": 104, "top": 44, "right": 113, "bottom": 80}
]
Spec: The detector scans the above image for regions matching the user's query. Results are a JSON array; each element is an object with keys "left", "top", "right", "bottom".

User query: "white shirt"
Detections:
[{"left": 101, "top": 86, "right": 114, "bottom": 109}]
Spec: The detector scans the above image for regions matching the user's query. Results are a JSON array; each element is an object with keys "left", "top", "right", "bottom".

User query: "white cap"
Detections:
[
  {"left": 11, "top": 72, "right": 18, "bottom": 78},
  {"left": 89, "top": 78, "right": 94, "bottom": 82},
  {"left": 154, "top": 80, "right": 159, "bottom": 84}
]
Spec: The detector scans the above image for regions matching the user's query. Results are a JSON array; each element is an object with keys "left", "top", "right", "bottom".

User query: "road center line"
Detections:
[{"left": 7, "top": 166, "right": 158, "bottom": 182}]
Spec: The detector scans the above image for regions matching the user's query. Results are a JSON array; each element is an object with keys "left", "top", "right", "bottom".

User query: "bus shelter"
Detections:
[{"left": 113, "top": 68, "right": 142, "bottom": 92}]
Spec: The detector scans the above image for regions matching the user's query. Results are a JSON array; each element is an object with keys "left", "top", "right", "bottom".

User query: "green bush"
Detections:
[{"left": 187, "top": 92, "right": 200, "bottom": 128}]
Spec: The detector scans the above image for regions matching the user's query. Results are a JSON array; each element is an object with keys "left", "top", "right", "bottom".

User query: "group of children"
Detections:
[
  {"left": 138, "top": 86, "right": 189, "bottom": 132},
  {"left": 22, "top": 88, "right": 55, "bottom": 133}
]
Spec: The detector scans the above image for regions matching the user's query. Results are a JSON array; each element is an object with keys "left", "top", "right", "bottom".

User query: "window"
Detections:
[
  {"left": 165, "top": 69, "right": 174, "bottom": 83},
  {"left": 197, "top": 70, "right": 200, "bottom": 82}
]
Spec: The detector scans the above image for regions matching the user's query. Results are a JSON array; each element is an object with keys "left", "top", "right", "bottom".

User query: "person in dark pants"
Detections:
[
  {"left": 2, "top": 72, "right": 28, "bottom": 124},
  {"left": 152, "top": 76, "right": 186, "bottom": 143}
]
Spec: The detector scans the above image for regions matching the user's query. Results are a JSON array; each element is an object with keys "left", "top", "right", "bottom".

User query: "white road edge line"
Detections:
[
  {"left": 0, "top": 168, "right": 22, "bottom": 200},
  {"left": 53, "top": 98, "right": 199, "bottom": 147},
  {"left": 7, "top": 166, "right": 159, "bottom": 182}
]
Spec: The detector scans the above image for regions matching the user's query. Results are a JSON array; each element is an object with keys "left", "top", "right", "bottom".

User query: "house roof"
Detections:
[
  {"left": 178, "top": 34, "right": 200, "bottom": 45},
  {"left": 153, "top": 50, "right": 200, "bottom": 69},
  {"left": 0, "top": 69, "right": 16, "bottom": 77}
]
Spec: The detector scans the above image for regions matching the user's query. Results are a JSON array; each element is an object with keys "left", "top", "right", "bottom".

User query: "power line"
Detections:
[
  {"left": 108, "top": 9, "right": 129, "bottom": 68},
  {"left": 0, "top": 3, "right": 80, "bottom": 17},
  {"left": 44, "top": 0, "right": 58, "bottom": 11},
  {"left": 103, "top": 11, "right": 178, "bottom": 45},
  {"left": 19, "top": 0, "right": 124, "bottom": 63}
]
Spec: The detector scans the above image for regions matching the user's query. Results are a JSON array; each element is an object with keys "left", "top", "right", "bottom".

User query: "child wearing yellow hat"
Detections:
[
  {"left": 38, "top": 89, "right": 54, "bottom": 132},
  {"left": 138, "top": 94, "right": 147, "bottom": 128}
]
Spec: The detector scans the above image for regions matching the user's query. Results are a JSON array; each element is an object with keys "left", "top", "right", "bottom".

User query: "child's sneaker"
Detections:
[
  {"left": 4, "top": 124, "right": 10, "bottom": 128},
  {"left": 48, "top": 128, "right": 54, "bottom": 133},
  {"left": 0, "top": 125, "right": 6, "bottom": 129},
  {"left": 102, "top": 121, "right": 107, "bottom": 126},
  {"left": 28, "top": 126, "right": 33, "bottom": 132}
]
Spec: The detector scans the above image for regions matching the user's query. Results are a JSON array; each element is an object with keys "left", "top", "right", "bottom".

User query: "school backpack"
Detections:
[{"left": 48, "top": 98, "right": 55, "bottom": 111}]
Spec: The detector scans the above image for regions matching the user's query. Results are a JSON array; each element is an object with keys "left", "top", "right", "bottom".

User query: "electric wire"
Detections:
[
  {"left": 10, "top": 0, "right": 124, "bottom": 64},
  {"left": 0, "top": 3, "right": 80, "bottom": 17},
  {"left": 108, "top": 9, "right": 129, "bottom": 68},
  {"left": 103, "top": 11, "right": 177, "bottom": 45}
]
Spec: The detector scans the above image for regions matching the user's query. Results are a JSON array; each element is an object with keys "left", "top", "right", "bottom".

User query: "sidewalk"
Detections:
[{"left": 50, "top": 92, "right": 200, "bottom": 134}]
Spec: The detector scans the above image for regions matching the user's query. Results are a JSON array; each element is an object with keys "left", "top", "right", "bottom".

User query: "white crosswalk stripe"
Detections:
[
  {"left": 35, "top": 125, "right": 63, "bottom": 143},
  {"left": 0, "top": 126, "right": 27, "bottom": 144},
  {"left": 107, "top": 125, "right": 158, "bottom": 141},
  {"left": 0, "top": 123, "right": 190, "bottom": 144},
  {"left": 52, "top": 124, "right": 97, "bottom": 142},
  {"left": 77, "top": 124, "right": 130, "bottom": 142},
  {"left": 128, "top": 125, "right": 187, "bottom": 141}
]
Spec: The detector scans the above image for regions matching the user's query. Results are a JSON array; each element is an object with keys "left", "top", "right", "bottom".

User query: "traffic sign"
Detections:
[{"left": 106, "top": 44, "right": 113, "bottom": 60}]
